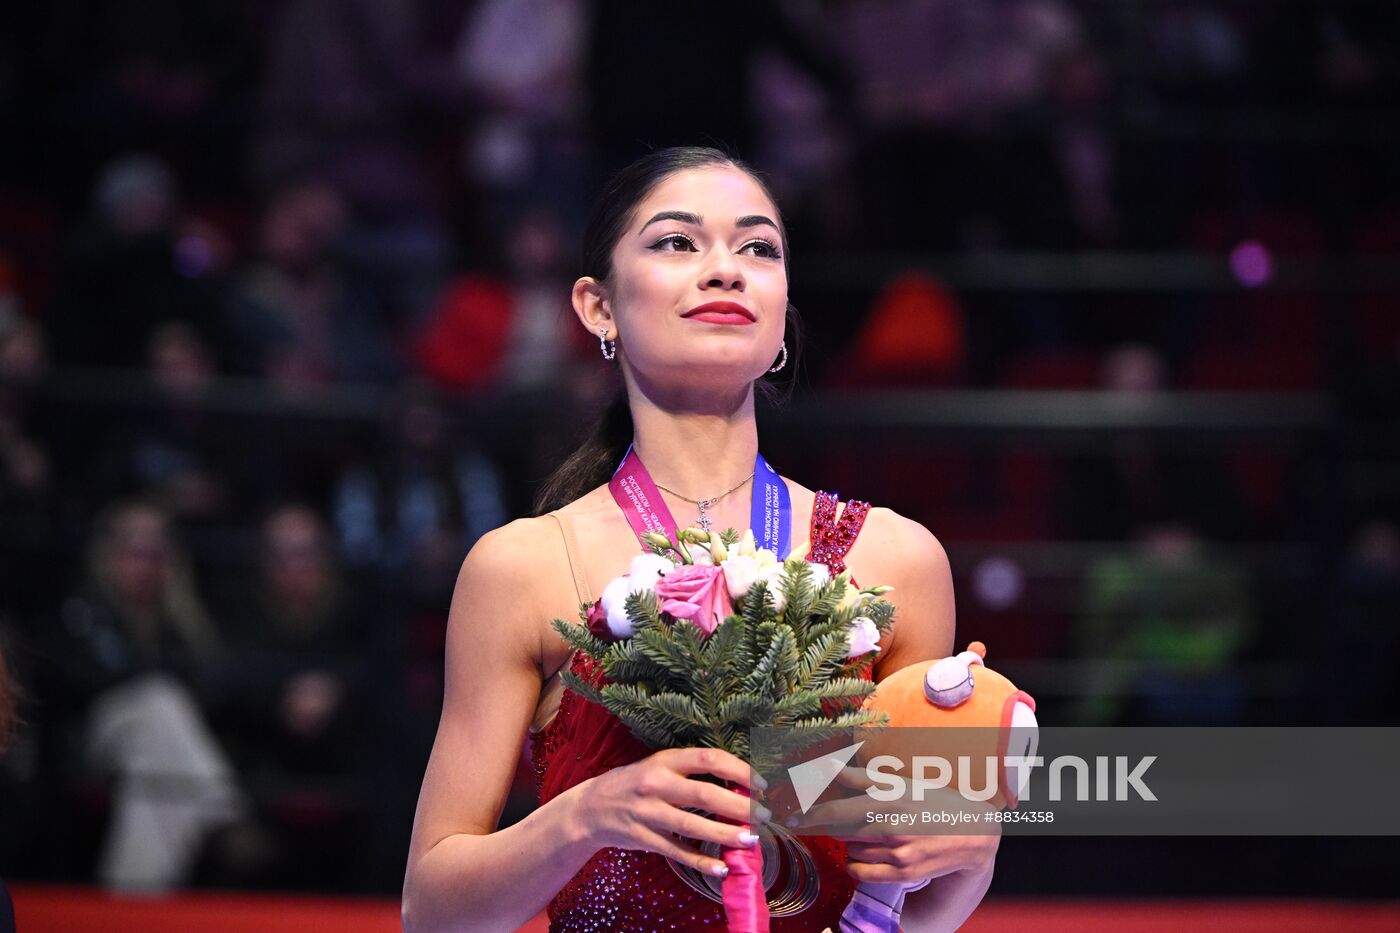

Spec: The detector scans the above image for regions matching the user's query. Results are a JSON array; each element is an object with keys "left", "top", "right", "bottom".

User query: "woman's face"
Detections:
[
  {"left": 103, "top": 508, "right": 171, "bottom": 608},
  {"left": 600, "top": 165, "right": 788, "bottom": 391}
]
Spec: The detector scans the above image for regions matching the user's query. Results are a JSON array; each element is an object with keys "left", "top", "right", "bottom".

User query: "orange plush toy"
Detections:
[
  {"left": 832, "top": 642, "right": 1038, "bottom": 933},
  {"left": 861, "top": 641, "right": 1037, "bottom": 808}
]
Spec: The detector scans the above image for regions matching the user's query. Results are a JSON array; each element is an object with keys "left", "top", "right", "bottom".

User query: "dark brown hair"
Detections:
[{"left": 532, "top": 146, "right": 802, "bottom": 516}]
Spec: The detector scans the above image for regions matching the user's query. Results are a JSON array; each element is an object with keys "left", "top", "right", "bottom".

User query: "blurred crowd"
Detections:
[{"left": 0, "top": 0, "right": 1397, "bottom": 896}]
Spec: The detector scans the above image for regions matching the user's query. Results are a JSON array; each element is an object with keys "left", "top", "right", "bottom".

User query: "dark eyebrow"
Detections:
[
  {"left": 736, "top": 215, "right": 780, "bottom": 235},
  {"left": 638, "top": 210, "right": 702, "bottom": 234}
]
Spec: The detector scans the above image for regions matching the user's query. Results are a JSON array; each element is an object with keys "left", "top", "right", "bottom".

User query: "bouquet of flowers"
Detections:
[{"left": 552, "top": 526, "right": 896, "bottom": 932}]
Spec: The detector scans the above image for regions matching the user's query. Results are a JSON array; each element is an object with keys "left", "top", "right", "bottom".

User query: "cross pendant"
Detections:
[{"left": 697, "top": 498, "right": 715, "bottom": 533}]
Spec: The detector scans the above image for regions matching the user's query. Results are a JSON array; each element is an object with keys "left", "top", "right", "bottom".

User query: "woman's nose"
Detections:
[{"left": 699, "top": 246, "right": 745, "bottom": 290}]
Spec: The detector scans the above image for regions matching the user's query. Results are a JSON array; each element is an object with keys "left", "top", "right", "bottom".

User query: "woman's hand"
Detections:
[
  {"left": 568, "top": 747, "right": 769, "bottom": 880},
  {"left": 843, "top": 830, "right": 999, "bottom": 885},
  {"left": 790, "top": 767, "right": 1000, "bottom": 886}
]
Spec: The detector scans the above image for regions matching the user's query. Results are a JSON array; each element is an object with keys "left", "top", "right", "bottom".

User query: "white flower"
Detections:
[
  {"left": 629, "top": 553, "right": 674, "bottom": 583},
  {"left": 846, "top": 616, "right": 881, "bottom": 657},
  {"left": 722, "top": 548, "right": 782, "bottom": 601},
  {"left": 600, "top": 572, "right": 658, "bottom": 639},
  {"left": 807, "top": 562, "right": 831, "bottom": 590},
  {"left": 722, "top": 554, "right": 762, "bottom": 601}
]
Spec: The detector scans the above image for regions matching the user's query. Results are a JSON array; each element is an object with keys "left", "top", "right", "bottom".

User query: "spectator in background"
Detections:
[
  {"left": 1072, "top": 521, "right": 1254, "bottom": 726},
  {"left": 334, "top": 383, "right": 506, "bottom": 599},
  {"left": 87, "top": 322, "right": 233, "bottom": 527},
  {"left": 39, "top": 501, "right": 245, "bottom": 891},
  {"left": 46, "top": 155, "right": 227, "bottom": 371},
  {"left": 833, "top": 271, "right": 968, "bottom": 387},
  {"left": 226, "top": 180, "right": 343, "bottom": 384},
  {"left": 225, "top": 179, "right": 403, "bottom": 387},
  {"left": 210, "top": 503, "right": 375, "bottom": 889},
  {"left": 414, "top": 207, "right": 585, "bottom": 394},
  {"left": 220, "top": 504, "right": 370, "bottom": 777}
]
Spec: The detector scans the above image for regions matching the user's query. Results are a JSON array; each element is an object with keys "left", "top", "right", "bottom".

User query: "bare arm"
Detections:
[
  {"left": 401, "top": 520, "right": 593, "bottom": 933},
  {"left": 402, "top": 520, "right": 765, "bottom": 933}
]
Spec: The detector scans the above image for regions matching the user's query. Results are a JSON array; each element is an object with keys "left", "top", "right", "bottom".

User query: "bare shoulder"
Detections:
[
  {"left": 458, "top": 514, "right": 566, "bottom": 585},
  {"left": 449, "top": 514, "right": 578, "bottom": 658},
  {"left": 853, "top": 506, "right": 957, "bottom": 670},
  {"left": 856, "top": 506, "right": 951, "bottom": 577}
]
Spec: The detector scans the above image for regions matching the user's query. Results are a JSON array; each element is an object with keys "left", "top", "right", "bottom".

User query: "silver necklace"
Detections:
[{"left": 653, "top": 472, "right": 755, "bottom": 533}]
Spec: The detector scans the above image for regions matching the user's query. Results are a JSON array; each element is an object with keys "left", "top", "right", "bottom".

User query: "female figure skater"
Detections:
[{"left": 403, "top": 147, "right": 998, "bottom": 932}]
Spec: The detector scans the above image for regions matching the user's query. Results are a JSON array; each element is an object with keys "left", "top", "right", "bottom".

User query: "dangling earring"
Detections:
[
  {"left": 598, "top": 327, "right": 616, "bottom": 361},
  {"left": 768, "top": 340, "right": 788, "bottom": 373}
]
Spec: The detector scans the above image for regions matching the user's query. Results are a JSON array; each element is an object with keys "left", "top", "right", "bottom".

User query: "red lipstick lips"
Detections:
[{"left": 681, "top": 301, "right": 756, "bottom": 325}]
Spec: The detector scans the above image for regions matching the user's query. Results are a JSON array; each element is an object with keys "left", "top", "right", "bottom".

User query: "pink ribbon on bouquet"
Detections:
[{"left": 722, "top": 785, "right": 769, "bottom": 933}]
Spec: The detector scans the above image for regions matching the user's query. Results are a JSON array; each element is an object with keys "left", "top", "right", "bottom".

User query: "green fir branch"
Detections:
[
  {"left": 778, "top": 560, "right": 819, "bottom": 630},
  {"left": 742, "top": 625, "right": 795, "bottom": 696},
  {"left": 551, "top": 617, "right": 608, "bottom": 659},
  {"left": 796, "top": 631, "right": 849, "bottom": 690}
]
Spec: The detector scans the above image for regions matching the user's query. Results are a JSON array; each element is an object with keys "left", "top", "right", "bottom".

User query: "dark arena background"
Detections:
[{"left": 1, "top": 2, "right": 1398, "bottom": 931}]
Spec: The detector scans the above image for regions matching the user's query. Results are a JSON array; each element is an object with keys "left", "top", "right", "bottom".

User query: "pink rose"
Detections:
[
  {"left": 585, "top": 599, "right": 613, "bottom": 641},
  {"left": 654, "top": 563, "right": 734, "bottom": 636}
]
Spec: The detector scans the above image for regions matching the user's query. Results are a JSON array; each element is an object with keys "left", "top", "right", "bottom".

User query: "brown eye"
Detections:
[
  {"left": 651, "top": 234, "right": 697, "bottom": 252},
  {"left": 740, "top": 239, "right": 782, "bottom": 260}
]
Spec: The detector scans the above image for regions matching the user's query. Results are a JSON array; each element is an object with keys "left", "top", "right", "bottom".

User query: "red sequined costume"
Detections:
[{"left": 532, "top": 491, "right": 874, "bottom": 932}]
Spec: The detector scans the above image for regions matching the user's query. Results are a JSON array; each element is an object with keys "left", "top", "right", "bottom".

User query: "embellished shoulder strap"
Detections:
[{"left": 808, "top": 490, "right": 871, "bottom": 575}]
